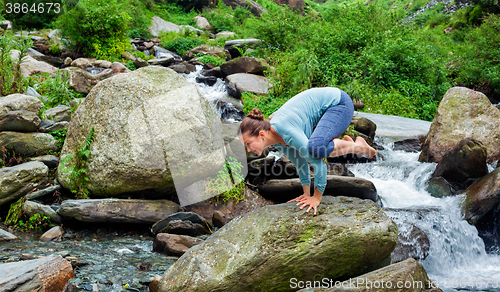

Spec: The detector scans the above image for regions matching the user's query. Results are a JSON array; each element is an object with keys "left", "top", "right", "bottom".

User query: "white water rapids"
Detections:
[{"left": 182, "top": 67, "right": 500, "bottom": 291}]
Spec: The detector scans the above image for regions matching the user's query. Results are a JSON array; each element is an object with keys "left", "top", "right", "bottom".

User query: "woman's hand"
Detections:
[
  {"left": 287, "top": 194, "right": 310, "bottom": 203},
  {"left": 296, "top": 195, "right": 321, "bottom": 215}
]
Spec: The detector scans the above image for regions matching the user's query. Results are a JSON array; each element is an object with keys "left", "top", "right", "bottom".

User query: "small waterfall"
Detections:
[
  {"left": 182, "top": 65, "right": 246, "bottom": 122},
  {"left": 349, "top": 139, "right": 500, "bottom": 291}
]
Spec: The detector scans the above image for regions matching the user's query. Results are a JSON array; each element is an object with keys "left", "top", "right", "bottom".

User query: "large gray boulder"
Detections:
[
  {"left": 297, "top": 258, "right": 441, "bottom": 292},
  {"left": 462, "top": 167, "right": 500, "bottom": 225},
  {"left": 57, "top": 199, "right": 182, "bottom": 223},
  {"left": 0, "top": 254, "right": 74, "bottom": 291},
  {"left": 57, "top": 66, "right": 227, "bottom": 199},
  {"left": 0, "top": 132, "right": 59, "bottom": 156},
  {"left": 0, "top": 161, "right": 48, "bottom": 207},
  {"left": 158, "top": 196, "right": 398, "bottom": 292},
  {"left": 420, "top": 87, "right": 500, "bottom": 163},
  {"left": 226, "top": 73, "right": 269, "bottom": 98},
  {"left": 0, "top": 93, "right": 43, "bottom": 115}
]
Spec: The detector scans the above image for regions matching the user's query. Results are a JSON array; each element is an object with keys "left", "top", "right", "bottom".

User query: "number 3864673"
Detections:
[{"left": 5, "top": 2, "right": 61, "bottom": 14}]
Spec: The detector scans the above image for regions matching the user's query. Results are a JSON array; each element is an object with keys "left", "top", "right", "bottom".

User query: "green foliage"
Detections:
[
  {"left": 56, "top": 0, "right": 132, "bottom": 59},
  {"left": 15, "top": 213, "right": 52, "bottom": 232},
  {"left": 49, "top": 128, "right": 67, "bottom": 148},
  {"left": 0, "top": 31, "right": 33, "bottom": 96},
  {"left": 160, "top": 31, "right": 205, "bottom": 55},
  {"left": 154, "top": 3, "right": 198, "bottom": 26},
  {"left": 204, "top": 156, "right": 246, "bottom": 205},
  {"left": 5, "top": 197, "right": 25, "bottom": 225},
  {"left": 125, "top": 60, "right": 137, "bottom": 71},
  {"left": 2, "top": 0, "right": 62, "bottom": 29},
  {"left": 35, "top": 70, "right": 81, "bottom": 108},
  {"left": 60, "top": 127, "right": 95, "bottom": 199},
  {"left": 195, "top": 53, "right": 225, "bottom": 66},
  {"left": 49, "top": 44, "right": 61, "bottom": 55},
  {"left": 124, "top": 0, "right": 153, "bottom": 39},
  {"left": 455, "top": 14, "right": 500, "bottom": 93},
  {"left": 132, "top": 50, "right": 154, "bottom": 61}
]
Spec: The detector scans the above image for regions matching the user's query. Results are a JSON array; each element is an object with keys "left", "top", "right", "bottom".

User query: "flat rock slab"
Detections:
[
  {"left": 0, "top": 254, "right": 74, "bottom": 292},
  {"left": 0, "top": 131, "right": 59, "bottom": 156},
  {"left": 158, "top": 196, "right": 397, "bottom": 292},
  {"left": 57, "top": 199, "right": 182, "bottom": 223},
  {"left": 153, "top": 233, "right": 204, "bottom": 256},
  {"left": 354, "top": 111, "right": 431, "bottom": 139}
]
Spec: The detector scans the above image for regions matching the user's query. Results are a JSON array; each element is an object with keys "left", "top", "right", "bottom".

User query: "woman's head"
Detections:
[{"left": 238, "top": 108, "right": 271, "bottom": 155}]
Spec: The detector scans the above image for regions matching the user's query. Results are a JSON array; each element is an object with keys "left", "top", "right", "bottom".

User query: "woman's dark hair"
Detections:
[{"left": 238, "top": 108, "right": 271, "bottom": 137}]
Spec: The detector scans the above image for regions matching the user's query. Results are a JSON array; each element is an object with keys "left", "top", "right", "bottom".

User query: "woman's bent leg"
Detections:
[{"left": 307, "top": 90, "right": 354, "bottom": 158}]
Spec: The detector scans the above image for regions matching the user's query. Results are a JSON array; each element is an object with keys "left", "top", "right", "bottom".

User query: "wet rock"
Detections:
[
  {"left": 58, "top": 199, "right": 182, "bottom": 224},
  {"left": 0, "top": 254, "right": 74, "bottom": 291},
  {"left": 150, "top": 275, "right": 162, "bottom": 292},
  {"left": 183, "top": 186, "right": 275, "bottom": 222},
  {"left": 297, "top": 258, "right": 441, "bottom": 292},
  {"left": 148, "top": 57, "right": 174, "bottom": 66},
  {"left": 420, "top": 87, "right": 500, "bottom": 163},
  {"left": 152, "top": 212, "right": 210, "bottom": 236},
  {"left": 65, "top": 67, "right": 115, "bottom": 94},
  {"left": 33, "top": 55, "right": 64, "bottom": 68},
  {"left": 391, "top": 223, "right": 430, "bottom": 264},
  {"left": 220, "top": 57, "right": 269, "bottom": 76},
  {"left": 224, "top": 38, "right": 262, "bottom": 58},
  {"left": 169, "top": 63, "right": 196, "bottom": 74},
  {"left": 57, "top": 66, "right": 226, "bottom": 198},
  {"left": 426, "top": 177, "right": 456, "bottom": 198},
  {"left": 153, "top": 233, "right": 204, "bottom": 256},
  {"left": 0, "top": 228, "right": 19, "bottom": 242},
  {"left": 153, "top": 46, "right": 181, "bottom": 60},
  {"left": 45, "top": 105, "right": 72, "bottom": 122},
  {"left": 202, "top": 67, "right": 222, "bottom": 78},
  {"left": 350, "top": 116, "right": 376, "bottom": 140},
  {"left": 157, "top": 196, "right": 397, "bottom": 292},
  {"left": 196, "top": 76, "right": 217, "bottom": 86},
  {"left": 133, "top": 57, "right": 149, "bottom": 68},
  {"left": 121, "top": 51, "right": 136, "bottom": 62},
  {"left": 10, "top": 50, "right": 58, "bottom": 77},
  {"left": 212, "top": 210, "right": 226, "bottom": 228},
  {"left": 0, "top": 110, "right": 41, "bottom": 132},
  {"left": 0, "top": 20, "right": 12, "bottom": 30},
  {"left": 430, "top": 138, "right": 488, "bottom": 195},
  {"left": 40, "top": 226, "right": 63, "bottom": 242},
  {"left": 0, "top": 93, "right": 44, "bottom": 115},
  {"left": 184, "top": 45, "right": 230, "bottom": 61},
  {"left": 195, "top": 15, "right": 211, "bottom": 30},
  {"left": 27, "top": 155, "right": 59, "bottom": 169},
  {"left": 393, "top": 137, "right": 423, "bottom": 152},
  {"left": 226, "top": 73, "right": 269, "bottom": 98},
  {"left": 0, "top": 132, "right": 59, "bottom": 156},
  {"left": 0, "top": 161, "right": 48, "bottom": 207},
  {"left": 23, "top": 200, "right": 62, "bottom": 224},
  {"left": 258, "top": 175, "right": 379, "bottom": 204},
  {"left": 462, "top": 167, "right": 500, "bottom": 225}
]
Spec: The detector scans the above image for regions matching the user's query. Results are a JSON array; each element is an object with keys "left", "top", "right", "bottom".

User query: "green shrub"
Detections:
[
  {"left": 56, "top": 0, "right": 132, "bottom": 59},
  {"left": 160, "top": 32, "right": 205, "bottom": 55},
  {"left": 0, "top": 31, "right": 32, "bottom": 96},
  {"left": 36, "top": 70, "right": 80, "bottom": 108},
  {"left": 196, "top": 53, "right": 225, "bottom": 66}
]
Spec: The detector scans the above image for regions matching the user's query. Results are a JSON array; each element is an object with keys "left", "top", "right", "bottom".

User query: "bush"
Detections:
[
  {"left": 36, "top": 70, "right": 81, "bottom": 108},
  {"left": 0, "top": 32, "right": 32, "bottom": 96},
  {"left": 56, "top": 0, "right": 131, "bottom": 59},
  {"left": 160, "top": 31, "right": 205, "bottom": 55}
]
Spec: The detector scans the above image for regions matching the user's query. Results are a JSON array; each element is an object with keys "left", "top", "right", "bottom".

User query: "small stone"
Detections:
[{"left": 40, "top": 226, "right": 63, "bottom": 242}]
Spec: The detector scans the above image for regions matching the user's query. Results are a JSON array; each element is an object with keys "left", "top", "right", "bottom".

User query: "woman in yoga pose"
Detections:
[{"left": 238, "top": 87, "right": 376, "bottom": 215}]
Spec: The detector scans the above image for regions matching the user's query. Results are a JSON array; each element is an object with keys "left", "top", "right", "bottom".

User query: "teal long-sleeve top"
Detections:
[{"left": 270, "top": 87, "right": 342, "bottom": 194}]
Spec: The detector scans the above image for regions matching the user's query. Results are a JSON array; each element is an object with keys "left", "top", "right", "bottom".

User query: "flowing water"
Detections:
[{"left": 349, "top": 138, "right": 500, "bottom": 292}]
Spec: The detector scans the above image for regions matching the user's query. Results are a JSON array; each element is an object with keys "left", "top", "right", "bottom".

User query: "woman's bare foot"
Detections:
[
  {"left": 354, "top": 136, "right": 377, "bottom": 158},
  {"left": 342, "top": 135, "right": 354, "bottom": 142}
]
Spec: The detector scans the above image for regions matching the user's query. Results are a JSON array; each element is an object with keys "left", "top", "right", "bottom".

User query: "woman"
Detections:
[{"left": 238, "top": 87, "right": 376, "bottom": 215}]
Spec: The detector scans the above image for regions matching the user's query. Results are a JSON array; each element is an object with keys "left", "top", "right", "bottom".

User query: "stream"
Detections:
[{"left": 1, "top": 68, "right": 498, "bottom": 292}]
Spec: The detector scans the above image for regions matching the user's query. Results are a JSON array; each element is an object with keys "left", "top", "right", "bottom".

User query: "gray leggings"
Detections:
[{"left": 307, "top": 90, "right": 354, "bottom": 158}]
